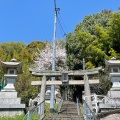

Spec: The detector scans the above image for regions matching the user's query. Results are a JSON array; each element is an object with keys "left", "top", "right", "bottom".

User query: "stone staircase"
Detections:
[{"left": 44, "top": 101, "right": 82, "bottom": 120}]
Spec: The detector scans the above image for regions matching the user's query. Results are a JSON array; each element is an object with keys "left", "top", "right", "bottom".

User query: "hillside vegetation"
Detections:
[{"left": 0, "top": 9, "right": 120, "bottom": 105}]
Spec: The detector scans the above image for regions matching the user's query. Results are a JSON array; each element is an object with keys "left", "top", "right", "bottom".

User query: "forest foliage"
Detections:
[
  {"left": 66, "top": 10, "right": 120, "bottom": 70},
  {"left": 0, "top": 9, "right": 120, "bottom": 104}
]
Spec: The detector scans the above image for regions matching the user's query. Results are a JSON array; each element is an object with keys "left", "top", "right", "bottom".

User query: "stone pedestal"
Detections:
[
  {"left": 99, "top": 90, "right": 120, "bottom": 110},
  {"left": 0, "top": 91, "right": 25, "bottom": 117},
  {"left": 107, "top": 91, "right": 120, "bottom": 98}
]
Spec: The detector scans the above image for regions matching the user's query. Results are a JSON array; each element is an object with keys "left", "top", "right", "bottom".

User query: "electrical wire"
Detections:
[
  {"left": 58, "top": 12, "right": 68, "bottom": 34},
  {"left": 57, "top": 14, "right": 67, "bottom": 38},
  {"left": 57, "top": 16, "right": 66, "bottom": 37}
]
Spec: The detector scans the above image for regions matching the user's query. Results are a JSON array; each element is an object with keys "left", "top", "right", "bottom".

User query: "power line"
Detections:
[
  {"left": 58, "top": 12, "right": 68, "bottom": 34},
  {"left": 57, "top": 13, "right": 67, "bottom": 38},
  {"left": 57, "top": 16, "right": 66, "bottom": 37}
]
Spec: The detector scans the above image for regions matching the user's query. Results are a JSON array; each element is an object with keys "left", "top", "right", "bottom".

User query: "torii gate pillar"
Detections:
[
  {"left": 84, "top": 74, "right": 92, "bottom": 109},
  {"left": 39, "top": 75, "right": 46, "bottom": 114}
]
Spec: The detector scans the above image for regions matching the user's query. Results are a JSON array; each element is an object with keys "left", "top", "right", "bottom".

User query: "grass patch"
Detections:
[
  {"left": 0, "top": 114, "right": 24, "bottom": 120},
  {"left": 80, "top": 103, "right": 85, "bottom": 120},
  {"left": 0, "top": 114, "right": 40, "bottom": 120},
  {"left": 45, "top": 102, "right": 58, "bottom": 115}
]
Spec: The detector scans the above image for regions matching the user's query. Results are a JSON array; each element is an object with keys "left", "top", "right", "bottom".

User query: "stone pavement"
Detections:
[{"left": 100, "top": 114, "right": 120, "bottom": 120}]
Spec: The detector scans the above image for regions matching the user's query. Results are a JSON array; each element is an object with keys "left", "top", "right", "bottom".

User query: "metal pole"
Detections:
[
  {"left": 50, "top": 0, "right": 59, "bottom": 113},
  {"left": 27, "top": 111, "right": 31, "bottom": 120}
]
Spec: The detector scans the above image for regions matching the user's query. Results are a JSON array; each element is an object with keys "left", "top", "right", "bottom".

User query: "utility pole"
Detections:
[{"left": 50, "top": 0, "right": 60, "bottom": 113}]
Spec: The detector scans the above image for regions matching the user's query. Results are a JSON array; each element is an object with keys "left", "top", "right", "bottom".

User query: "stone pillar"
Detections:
[
  {"left": 62, "top": 72, "right": 69, "bottom": 100},
  {"left": 39, "top": 75, "right": 46, "bottom": 114},
  {"left": 84, "top": 74, "right": 92, "bottom": 109}
]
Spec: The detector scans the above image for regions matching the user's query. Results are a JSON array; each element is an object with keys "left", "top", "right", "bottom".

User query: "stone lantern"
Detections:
[
  {"left": 1, "top": 58, "right": 23, "bottom": 91},
  {"left": 99, "top": 57, "right": 120, "bottom": 110},
  {"left": 105, "top": 57, "right": 120, "bottom": 91},
  {"left": 0, "top": 59, "right": 25, "bottom": 117}
]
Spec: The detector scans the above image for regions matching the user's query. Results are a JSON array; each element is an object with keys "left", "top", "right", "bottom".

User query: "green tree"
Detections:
[
  {"left": 26, "top": 40, "right": 45, "bottom": 54},
  {"left": 75, "top": 10, "right": 112, "bottom": 35},
  {"left": 66, "top": 31, "right": 94, "bottom": 70},
  {"left": 108, "top": 12, "right": 120, "bottom": 56},
  {"left": 66, "top": 10, "right": 113, "bottom": 70},
  {"left": 0, "top": 42, "right": 26, "bottom": 61}
]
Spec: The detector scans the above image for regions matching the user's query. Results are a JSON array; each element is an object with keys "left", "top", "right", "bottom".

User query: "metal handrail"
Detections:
[
  {"left": 23, "top": 100, "right": 45, "bottom": 120},
  {"left": 0, "top": 77, "right": 5, "bottom": 90},
  {"left": 76, "top": 97, "right": 81, "bottom": 115},
  {"left": 83, "top": 94, "right": 112, "bottom": 119},
  {"left": 55, "top": 98, "right": 63, "bottom": 114},
  {"left": 48, "top": 98, "right": 64, "bottom": 120},
  {"left": 83, "top": 100, "right": 97, "bottom": 120},
  {"left": 83, "top": 94, "right": 106, "bottom": 115}
]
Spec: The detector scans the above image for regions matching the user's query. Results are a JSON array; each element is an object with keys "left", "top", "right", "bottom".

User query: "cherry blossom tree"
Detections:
[{"left": 33, "top": 40, "right": 67, "bottom": 71}]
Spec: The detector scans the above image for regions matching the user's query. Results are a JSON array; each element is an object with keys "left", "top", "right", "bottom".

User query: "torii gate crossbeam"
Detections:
[{"left": 31, "top": 79, "right": 99, "bottom": 86}]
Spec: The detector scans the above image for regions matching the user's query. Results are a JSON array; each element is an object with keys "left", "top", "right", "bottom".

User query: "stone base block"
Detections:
[
  {"left": 0, "top": 91, "right": 25, "bottom": 117},
  {"left": 0, "top": 92, "right": 17, "bottom": 98},
  {"left": 0, "top": 109, "right": 24, "bottom": 117},
  {"left": 107, "top": 91, "right": 120, "bottom": 98},
  {"left": 1, "top": 89, "right": 16, "bottom": 92},
  {"left": 0, "top": 104, "right": 25, "bottom": 108},
  {"left": 110, "top": 87, "right": 120, "bottom": 91},
  {"left": 0, "top": 98, "right": 21, "bottom": 104},
  {"left": 99, "top": 103, "right": 120, "bottom": 109}
]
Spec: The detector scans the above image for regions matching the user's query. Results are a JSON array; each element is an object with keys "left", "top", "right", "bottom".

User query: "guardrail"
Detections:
[
  {"left": 48, "top": 98, "right": 64, "bottom": 119},
  {"left": 76, "top": 97, "right": 81, "bottom": 115},
  {"left": 83, "top": 99, "right": 97, "bottom": 120},
  {"left": 83, "top": 94, "right": 120, "bottom": 119},
  {"left": 23, "top": 100, "right": 45, "bottom": 120},
  {"left": 83, "top": 94, "right": 107, "bottom": 120},
  {"left": 55, "top": 98, "right": 63, "bottom": 114},
  {"left": 84, "top": 94, "right": 106, "bottom": 114}
]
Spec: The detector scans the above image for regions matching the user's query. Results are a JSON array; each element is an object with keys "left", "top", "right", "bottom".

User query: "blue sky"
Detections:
[{"left": 0, "top": 0, "right": 119, "bottom": 44}]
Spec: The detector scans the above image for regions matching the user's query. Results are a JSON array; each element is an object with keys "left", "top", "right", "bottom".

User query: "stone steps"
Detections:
[
  {"left": 44, "top": 100, "right": 81, "bottom": 120},
  {"left": 59, "top": 101, "right": 78, "bottom": 115},
  {"left": 44, "top": 115, "right": 81, "bottom": 120}
]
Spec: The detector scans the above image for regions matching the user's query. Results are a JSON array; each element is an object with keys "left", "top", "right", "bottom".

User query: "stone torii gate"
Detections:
[{"left": 29, "top": 67, "right": 101, "bottom": 113}]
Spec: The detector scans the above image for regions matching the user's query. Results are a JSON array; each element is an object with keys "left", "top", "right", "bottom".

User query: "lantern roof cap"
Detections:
[
  {"left": 104, "top": 57, "right": 120, "bottom": 72},
  {"left": 10, "top": 58, "right": 17, "bottom": 62},
  {"left": 0, "top": 59, "right": 23, "bottom": 74}
]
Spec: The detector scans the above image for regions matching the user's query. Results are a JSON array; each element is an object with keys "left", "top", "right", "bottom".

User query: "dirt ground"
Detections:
[{"left": 100, "top": 114, "right": 120, "bottom": 120}]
